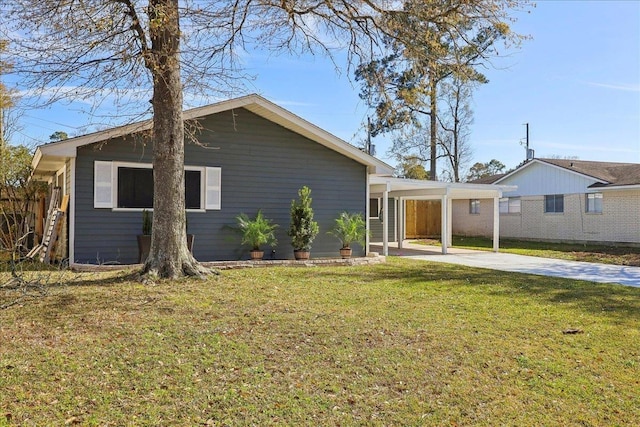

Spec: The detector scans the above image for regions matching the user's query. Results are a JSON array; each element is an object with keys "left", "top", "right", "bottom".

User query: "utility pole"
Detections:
[
  {"left": 521, "top": 122, "right": 533, "bottom": 161},
  {"left": 367, "top": 117, "right": 372, "bottom": 155}
]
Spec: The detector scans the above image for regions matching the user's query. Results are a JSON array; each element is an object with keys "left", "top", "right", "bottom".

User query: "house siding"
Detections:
[
  {"left": 73, "top": 108, "right": 368, "bottom": 263},
  {"left": 369, "top": 198, "right": 396, "bottom": 242},
  {"left": 500, "top": 162, "right": 600, "bottom": 196}
]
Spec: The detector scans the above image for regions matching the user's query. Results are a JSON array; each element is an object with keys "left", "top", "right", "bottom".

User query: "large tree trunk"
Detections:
[{"left": 142, "top": 0, "right": 210, "bottom": 279}]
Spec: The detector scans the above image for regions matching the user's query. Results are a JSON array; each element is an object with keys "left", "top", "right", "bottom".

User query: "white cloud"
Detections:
[{"left": 586, "top": 82, "right": 640, "bottom": 92}]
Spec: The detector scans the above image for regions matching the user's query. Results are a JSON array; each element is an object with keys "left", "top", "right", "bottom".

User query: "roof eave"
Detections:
[{"left": 593, "top": 184, "right": 640, "bottom": 191}]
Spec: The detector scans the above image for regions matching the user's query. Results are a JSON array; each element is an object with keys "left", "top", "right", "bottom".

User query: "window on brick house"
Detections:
[
  {"left": 499, "top": 197, "right": 521, "bottom": 214},
  {"left": 544, "top": 194, "right": 564, "bottom": 213},
  {"left": 586, "top": 193, "right": 603, "bottom": 213},
  {"left": 469, "top": 199, "right": 480, "bottom": 214}
]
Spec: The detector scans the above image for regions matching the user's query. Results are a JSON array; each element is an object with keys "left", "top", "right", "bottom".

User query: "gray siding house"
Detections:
[{"left": 31, "top": 95, "right": 393, "bottom": 264}]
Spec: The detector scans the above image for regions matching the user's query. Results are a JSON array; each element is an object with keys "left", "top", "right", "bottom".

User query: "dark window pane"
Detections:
[
  {"left": 369, "top": 198, "right": 379, "bottom": 217},
  {"left": 545, "top": 194, "right": 564, "bottom": 213},
  {"left": 118, "top": 167, "right": 153, "bottom": 208},
  {"left": 117, "top": 167, "right": 202, "bottom": 209},
  {"left": 185, "top": 170, "right": 201, "bottom": 209}
]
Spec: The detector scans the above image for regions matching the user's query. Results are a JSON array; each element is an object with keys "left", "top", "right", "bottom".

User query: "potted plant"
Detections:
[
  {"left": 287, "top": 186, "right": 319, "bottom": 260},
  {"left": 137, "top": 209, "right": 152, "bottom": 263},
  {"left": 328, "top": 212, "right": 366, "bottom": 258},
  {"left": 236, "top": 210, "right": 278, "bottom": 260}
]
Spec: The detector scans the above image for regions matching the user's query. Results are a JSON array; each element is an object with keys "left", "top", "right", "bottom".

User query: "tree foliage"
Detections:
[
  {"left": 0, "top": 145, "right": 46, "bottom": 253},
  {"left": 396, "top": 156, "right": 429, "bottom": 180},
  {"left": 465, "top": 159, "right": 506, "bottom": 182},
  {"left": 288, "top": 186, "right": 319, "bottom": 252},
  {"left": 356, "top": 0, "right": 529, "bottom": 180},
  {"left": 49, "top": 131, "right": 69, "bottom": 142},
  {"left": 437, "top": 77, "right": 475, "bottom": 182}
]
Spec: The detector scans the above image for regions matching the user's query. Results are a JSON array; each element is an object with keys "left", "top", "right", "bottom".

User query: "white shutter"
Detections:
[
  {"left": 94, "top": 161, "right": 113, "bottom": 208},
  {"left": 205, "top": 167, "right": 221, "bottom": 210}
]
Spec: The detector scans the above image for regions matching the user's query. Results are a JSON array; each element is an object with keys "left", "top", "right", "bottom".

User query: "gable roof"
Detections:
[
  {"left": 32, "top": 94, "right": 393, "bottom": 177},
  {"left": 540, "top": 158, "right": 640, "bottom": 187},
  {"left": 468, "top": 173, "right": 506, "bottom": 185},
  {"left": 494, "top": 158, "right": 640, "bottom": 189}
]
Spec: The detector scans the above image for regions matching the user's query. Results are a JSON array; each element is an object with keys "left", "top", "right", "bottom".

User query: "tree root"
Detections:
[{"left": 140, "top": 256, "right": 219, "bottom": 282}]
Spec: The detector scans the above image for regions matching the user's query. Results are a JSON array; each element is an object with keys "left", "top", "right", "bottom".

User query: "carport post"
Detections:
[
  {"left": 398, "top": 198, "right": 404, "bottom": 250},
  {"left": 447, "top": 197, "right": 453, "bottom": 248},
  {"left": 493, "top": 195, "right": 500, "bottom": 252},
  {"left": 441, "top": 193, "right": 448, "bottom": 255},
  {"left": 382, "top": 181, "right": 390, "bottom": 256}
]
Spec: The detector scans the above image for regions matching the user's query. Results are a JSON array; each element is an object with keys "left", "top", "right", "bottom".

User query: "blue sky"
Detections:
[{"left": 10, "top": 0, "right": 640, "bottom": 173}]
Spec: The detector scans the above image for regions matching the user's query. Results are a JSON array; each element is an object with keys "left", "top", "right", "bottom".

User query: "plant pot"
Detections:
[
  {"left": 137, "top": 234, "right": 151, "bottom": 263},
  {"left": 293, "top": 250, "right": 310, "bottom": 260},
  {"left": 339, "top": 247, "right": 352, "bottom": 259},
  {"left": 250, "top": 250, "right": 264, "bottom": 260}
]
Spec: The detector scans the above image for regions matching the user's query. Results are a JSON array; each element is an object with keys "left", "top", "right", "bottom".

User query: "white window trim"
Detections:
[{"left": 94, "top": 161, "right": 219, "bottom": 212}]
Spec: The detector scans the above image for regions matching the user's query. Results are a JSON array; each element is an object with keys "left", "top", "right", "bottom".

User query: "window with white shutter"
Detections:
[
  {"left": 94, "top": 161, "right": 113, "bottom": 208},
  {"left": 205, "top": 167, "right": 222, "bottom": 210}
]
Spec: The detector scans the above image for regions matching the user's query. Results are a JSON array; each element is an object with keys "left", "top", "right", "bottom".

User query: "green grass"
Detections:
[
  {"left": 1, "top": 259, "right": 639, "bottom": 425},
  {"left": 413, "top": 236, "right": 640, "bottom": 266}
]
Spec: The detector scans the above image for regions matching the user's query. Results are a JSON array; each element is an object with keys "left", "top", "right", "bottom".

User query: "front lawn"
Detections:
[
  {"left": 414, "top": 236, "right": 640, "bottom": 266},
  {"left": 1, "top": 259, "right": 639, "bottom": 425}
]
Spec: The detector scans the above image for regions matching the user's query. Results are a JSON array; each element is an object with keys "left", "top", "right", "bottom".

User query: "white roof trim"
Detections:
[
  {"left": 591, "top": 184, "right": 640, "bottom": 191},
  {"left": 369, "top": 176, "right": 516, "bottom": 198},
  {"left": 33, "top": 94, "right": 393, "bottom": 175},
  {"left": 495, "top": 159, "right": 609, "bottom": 186}
]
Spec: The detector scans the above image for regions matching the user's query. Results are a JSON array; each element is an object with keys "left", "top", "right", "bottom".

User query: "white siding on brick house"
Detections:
[
  {"left": 456, "top": 160, "right": 640, "bottom": 245},
  {"left": 500, "top": 161, "right": 601, "bottom": 197}
]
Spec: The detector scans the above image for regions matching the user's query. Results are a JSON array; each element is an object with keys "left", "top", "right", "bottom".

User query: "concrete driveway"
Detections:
[{"left": 371, "top": 242, "right": 640, "bottom": 287}]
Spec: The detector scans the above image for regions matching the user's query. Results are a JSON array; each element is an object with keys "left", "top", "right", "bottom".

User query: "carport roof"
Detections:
[{"left": 370, "top": 176, "right": 516, "bottom": 199}]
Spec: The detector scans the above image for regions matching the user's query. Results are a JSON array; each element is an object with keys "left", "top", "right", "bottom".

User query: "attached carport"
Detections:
[{"left": 368, "top": 176, "right": 516, "bottom": 256}]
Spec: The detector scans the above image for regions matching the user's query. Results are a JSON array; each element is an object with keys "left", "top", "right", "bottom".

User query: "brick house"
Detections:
[{"left": 452, "top": 158, "right": 640, "bottom": 245}]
